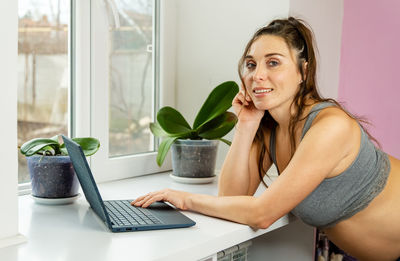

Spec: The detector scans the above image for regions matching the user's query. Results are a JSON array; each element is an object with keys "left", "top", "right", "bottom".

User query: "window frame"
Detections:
[
  {"left": 76, "top": 0, "right": 171, "bottom": 183},
  {"left": 18, "top": 0, "right": 170, "bottom": 194}
]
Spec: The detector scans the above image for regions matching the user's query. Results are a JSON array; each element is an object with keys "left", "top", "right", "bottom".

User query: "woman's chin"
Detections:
[{"left": 253, "top": 101, "right": 272, "bottom": 111}]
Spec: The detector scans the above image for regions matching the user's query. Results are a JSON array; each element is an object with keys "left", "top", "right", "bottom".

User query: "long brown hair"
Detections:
[{"left": 238, "top": 17, "right": 378, "bottom": 187}]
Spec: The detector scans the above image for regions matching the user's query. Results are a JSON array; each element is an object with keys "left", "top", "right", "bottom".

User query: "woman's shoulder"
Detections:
[
  {"left": 311, "top": 102, "right": 355, "bottom": 124},
  {"left": 310, "top": 104, "right": 360, "bottom": 140},
  {"left": 299, "top": 104, "right": 362, "bottom": 174}
]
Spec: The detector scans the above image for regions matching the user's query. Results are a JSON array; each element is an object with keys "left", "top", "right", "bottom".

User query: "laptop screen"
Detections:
[{"left": 62, "top": 135, "right": 111, "bottom": 226}]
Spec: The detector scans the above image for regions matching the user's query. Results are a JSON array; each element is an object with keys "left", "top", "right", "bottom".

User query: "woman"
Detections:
[{"left": 132, "top": 17, "right": 400, "bottom": 261}]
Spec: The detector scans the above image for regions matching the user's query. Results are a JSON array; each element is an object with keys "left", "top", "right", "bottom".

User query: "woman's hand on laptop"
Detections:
[{"left": 131, "top": 189, "right": 192, "bottom": 210}]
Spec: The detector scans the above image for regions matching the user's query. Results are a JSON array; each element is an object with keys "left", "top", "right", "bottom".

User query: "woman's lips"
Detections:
[{"left": 252, "top": 87, "right": 273, "bottom": 97}]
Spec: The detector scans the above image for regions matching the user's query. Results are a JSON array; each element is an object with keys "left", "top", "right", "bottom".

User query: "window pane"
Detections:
[
  {"left": 17, "top": 0, "right": 69, "bottom": 184},
  {"left": 109, "top": 0, "right": 154, "bottom": 157}
]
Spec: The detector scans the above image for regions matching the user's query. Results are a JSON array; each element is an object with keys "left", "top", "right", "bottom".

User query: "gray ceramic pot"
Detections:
[
  {"left": 27, "top": 155, "right": 79, "bottom": 198},
  {"left": 171, "top": 139, "right": 219, "bottom": 178}
]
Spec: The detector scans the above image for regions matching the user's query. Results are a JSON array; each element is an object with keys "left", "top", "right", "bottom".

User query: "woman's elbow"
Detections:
[
  {"left": 250, "top": 217, "right": 274, "bottom": 229},
  {"left": 247, "top": 203, "right": 274, "bottom": 229}
]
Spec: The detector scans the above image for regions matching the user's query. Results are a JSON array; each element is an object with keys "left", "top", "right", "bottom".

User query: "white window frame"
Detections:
[
  {"left": 1, "top": 0, "right": 27, "bottom": 245},
  {"left": 74, "top": 0, "right": 174, "bottom": 183},
  {"left": 72, "top": 0, "right": 91, "bottom": 138}
]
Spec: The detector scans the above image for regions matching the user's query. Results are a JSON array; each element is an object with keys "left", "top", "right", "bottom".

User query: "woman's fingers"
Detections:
[
  {"left": 132, "top": 195, "right": 152, "bottom": 207},
  {"left": 142, "top": 194, "right": 164, "bottom": 208},
  {"left": 245, "top": 93, "right": 252, "bottom": 101},
  {"left": 233, "top": 91, "right": 249, "bottom": 106},
  {"left": 131, "top": 192, "right": 153, "bottom": 206},
  {"left": 131, "top": 189, "right": 189, "bottom": 210},
  {"left": 131, "top": 190, "right": 166, "bottom": 208},
  {"left": 239, "top": 84, "right": 252, "bottom": 102},
  {"left": 131, "top": 194, "right": 146, "bottom": 205}
]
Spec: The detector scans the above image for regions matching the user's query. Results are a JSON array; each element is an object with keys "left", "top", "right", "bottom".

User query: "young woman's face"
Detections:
[{"left": 242, "top": 35, "right": 303, "bottom": 112}]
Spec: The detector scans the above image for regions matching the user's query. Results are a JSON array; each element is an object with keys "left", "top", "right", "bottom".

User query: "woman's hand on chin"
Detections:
[{"left": 232, "top": 89, "right": 265, "bottom": 125}]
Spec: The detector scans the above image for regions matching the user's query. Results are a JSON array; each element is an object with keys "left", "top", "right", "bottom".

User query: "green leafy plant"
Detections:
[
  {"left": 150, "top": 81, "right": 239, "bottom": 166},
  {"left": 20, "top": 135, "right": 100, "bottom": 157}
]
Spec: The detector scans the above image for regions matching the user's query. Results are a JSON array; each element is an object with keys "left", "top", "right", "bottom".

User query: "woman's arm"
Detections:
[
  {"left": 218, "top": 89, "right": 270, "bottom": 196},
  {"left": 132, "top": 109, "right": 357, "bottom": 229},
  {"left": 218, "top": 121, "right": 269, "bottom": 196},
  {"left": 132, "top": 189, "right": 264, "bottom": 227}
]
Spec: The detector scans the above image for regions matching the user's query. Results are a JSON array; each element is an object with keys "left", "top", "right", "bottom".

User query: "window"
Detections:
[
  {"left": 17, "top": 0, "right": 167, "bottom": 188},
  {"left": 17, "top": 0, "right": 70, "bottom": 185},
  {"left": 88, "top": 0, "right": 168, "bottom": 182},
  {"left": 108, "top": 1, "right": 155, "bottom": 157}
]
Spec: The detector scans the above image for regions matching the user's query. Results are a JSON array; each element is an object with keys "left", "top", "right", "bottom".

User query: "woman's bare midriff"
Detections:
[{"left": 323, "top": 155, "right": 400, "bottom": 261}]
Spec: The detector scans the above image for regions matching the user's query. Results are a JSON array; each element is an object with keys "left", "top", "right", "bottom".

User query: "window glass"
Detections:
[
  {"left": 108, "top": 0, "right": 154, "bottom": 157},
  {"left": 17, "top": 0, "right": 69, "bottom": 183}
]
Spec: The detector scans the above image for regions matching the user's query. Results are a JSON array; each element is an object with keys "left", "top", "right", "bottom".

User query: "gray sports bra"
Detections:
[{"left": 269, "top": 102, "right": 391, "bottom": 228}]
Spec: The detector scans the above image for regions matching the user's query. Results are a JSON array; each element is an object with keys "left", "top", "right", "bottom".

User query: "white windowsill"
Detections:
[
  {"left": 0, "top": 234, "right": 26, "bottom": 249},
  {"left": 2, "top": 171, "right": 302, "bottom": 261},
  {"left": 18, "top": 183, "right": 31, "bottom": 196}
]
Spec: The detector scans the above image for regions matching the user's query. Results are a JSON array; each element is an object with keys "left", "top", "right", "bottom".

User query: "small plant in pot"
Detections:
[
  {"left": 20, "top": 135, "right": 100, "bottom": 204},
  {"left": 150, "top": 81, "right": 239, "bottom": 182}
]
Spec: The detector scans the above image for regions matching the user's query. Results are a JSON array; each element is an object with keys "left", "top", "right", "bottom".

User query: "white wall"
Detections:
[
  {"left": 159, "top": 0, "right": 178, "bottom": 108},
  {"left": 169, "top": 0, "right": 344, "bottom": 169},
  {"left": 173, "top": 0, "right": 290, "bottom": 168},
  {"left": 289, "top": 0, "right": 344, "bottom": 99},
  {"left": 0, "top": 0, "right": 25, "bottom": 248}
]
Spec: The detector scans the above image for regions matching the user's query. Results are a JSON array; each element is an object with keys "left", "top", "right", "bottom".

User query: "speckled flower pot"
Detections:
[
  {"left": 26, "top": 155, "right": 79, "bottom": 198},
  {"left": 171, "top": 139, "right": 219, "bottom": 178}
]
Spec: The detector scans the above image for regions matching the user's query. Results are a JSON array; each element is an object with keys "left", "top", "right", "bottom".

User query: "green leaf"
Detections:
[
  {"left": 157, "top": 106, "right": 192, "bottom": 135},
  {"left": 20, "top": 138, "right": 60, "bottom": 156},
  {"left": 59, "top": 147, "right": 68, "bottom": 156},
  {"left": 193, "top": 81, "right": 239, "bottom": 129},
  {"left": 50, "top": 135, "right": 59, "bottom": 142},
  {"left": 60, "top": 137, "right": 100, "bottom": 156},
  {"left": 150, "top": 122, "right": 195, "bottom": 139},
  {"left": 149, "top": 122, "right": 169, "bottom": 138},
  {"left": 38, "top": 145, "right": 56, "bottom": 156},
  {"left": 72, "top": 137, "right": 100, "bottom": 156},
  {"left": 218, "top": 138, "right": 232, "bottom": 146},
  {"left": 156, "top": 137, "right": 178, "bottom": 166},
  {"left": 196, "top": 111, "right": 236, "bottom": 133},
  {"left": 49, "top": 135, "right": 62, "bottom": 154},
  {"left": 198, "top": 112, "right": 237, "bottom": 139}
]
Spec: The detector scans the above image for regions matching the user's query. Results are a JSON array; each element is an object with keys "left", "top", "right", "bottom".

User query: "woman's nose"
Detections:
[{"left": 252, "top": 65, "right": 267, "bottom": 81}]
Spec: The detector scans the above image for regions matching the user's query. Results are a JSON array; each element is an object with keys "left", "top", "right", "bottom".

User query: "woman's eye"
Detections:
[
  {"left": 268, "top": 60, "right": 279, "bottom": 67},
  {"left": 245, "top": 62, "right": 256, "bottom": 70}
]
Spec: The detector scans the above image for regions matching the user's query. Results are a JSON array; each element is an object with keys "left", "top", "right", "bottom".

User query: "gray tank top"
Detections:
[{"left": 269, "top": 102, "right": 391, "bottom": 228}]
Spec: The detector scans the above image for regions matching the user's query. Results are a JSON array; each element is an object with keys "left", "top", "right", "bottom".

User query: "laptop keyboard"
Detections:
[{"left": 104, "top": 200, "right": 163, "bottom": 226}]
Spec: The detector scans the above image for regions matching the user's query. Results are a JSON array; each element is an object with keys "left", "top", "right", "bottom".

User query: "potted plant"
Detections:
[
  {"left": 150, "top": 81, "right": 239, "bottom": 182},
  {"left": 20, "top": 135, "right": 100, "bottom": 204}
]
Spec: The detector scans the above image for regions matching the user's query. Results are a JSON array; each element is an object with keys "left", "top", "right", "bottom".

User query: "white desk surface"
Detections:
[{"left": 0, "top": 172, "right": 296, "bottom": 261}]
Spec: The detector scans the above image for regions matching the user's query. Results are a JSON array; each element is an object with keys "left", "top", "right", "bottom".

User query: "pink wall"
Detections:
[{"left": 339, "top": 0, "right": 400, "bottom": 157}]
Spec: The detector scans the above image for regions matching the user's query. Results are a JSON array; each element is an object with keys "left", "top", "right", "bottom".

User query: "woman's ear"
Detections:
[{"left": 302, "top": 61, "right": 308, "bottom": 80}]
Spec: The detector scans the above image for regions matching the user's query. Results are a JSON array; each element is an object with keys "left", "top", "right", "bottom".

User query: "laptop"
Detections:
[{"left": 62, "top": 135, "right": 196, "bottom": 232}]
